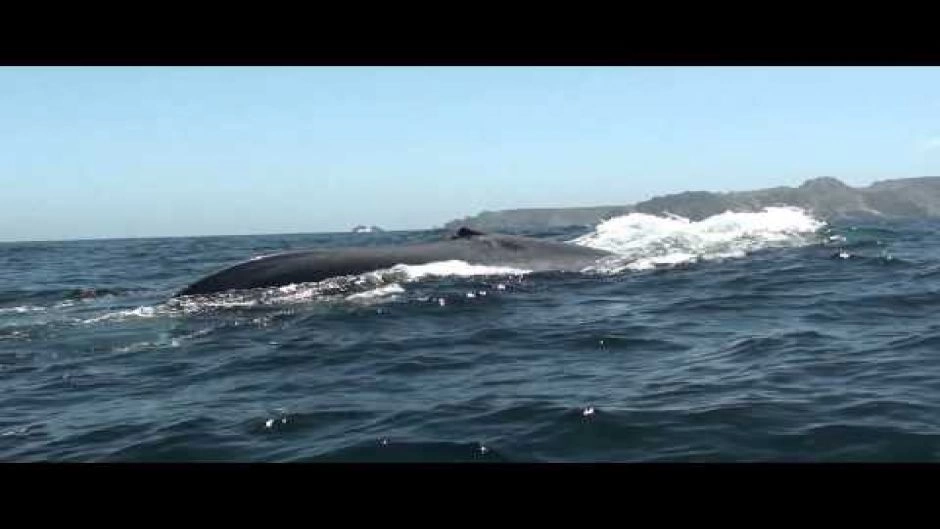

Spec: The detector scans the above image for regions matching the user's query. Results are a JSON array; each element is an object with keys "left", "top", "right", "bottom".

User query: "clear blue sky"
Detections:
[{"left": 2, "top": 66, "right": 940, "bottom": 241}]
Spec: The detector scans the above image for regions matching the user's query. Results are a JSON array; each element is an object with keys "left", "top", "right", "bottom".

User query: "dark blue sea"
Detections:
[{"left": 2, "top": 210, "right": 939, "bottom": 462}]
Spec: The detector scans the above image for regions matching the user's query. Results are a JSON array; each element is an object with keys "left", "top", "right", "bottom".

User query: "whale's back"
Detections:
[{"left": 177, "top": 231, "right": 613, "bottom": 296}]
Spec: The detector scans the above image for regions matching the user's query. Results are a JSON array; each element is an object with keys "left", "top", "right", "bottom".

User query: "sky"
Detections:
[{"left": 2, "top": 66, "right": 940, "bottom": 242}]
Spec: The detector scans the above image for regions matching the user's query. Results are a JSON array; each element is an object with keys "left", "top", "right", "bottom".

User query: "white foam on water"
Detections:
[
  {"left": 81, "top": 305, "right": 158, "bottom": 324},
  {"left": 0, "top": 305, "right": 47, "bottom": 315},
  {"left": 365, "top": 260, "right": 531, "bottom": 283},
  {"left": 570, "top": 206, "right": 826, "bottom": 273},
  {"left": 1, "top": 425, "right": 30, "bottom": 437},
  {"left": 168, "top": 279, "right": 354, "bottom": 313},
  {"left": 345, "top": 283, "right": 405, "bottom": 301}
]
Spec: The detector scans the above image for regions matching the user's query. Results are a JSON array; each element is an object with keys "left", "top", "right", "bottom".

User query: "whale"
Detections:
[{"left": 177, "top": 228, "right": 616, "bottom": 296}]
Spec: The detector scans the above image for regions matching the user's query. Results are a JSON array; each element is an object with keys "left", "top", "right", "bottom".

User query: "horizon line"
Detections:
[{"left": 0, "top": 226, "right": 440, "bottom": 245}]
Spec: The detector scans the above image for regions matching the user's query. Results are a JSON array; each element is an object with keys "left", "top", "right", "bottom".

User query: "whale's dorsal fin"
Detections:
[{"left": 452, "top": 227, "right": 486, "bottom": 239}]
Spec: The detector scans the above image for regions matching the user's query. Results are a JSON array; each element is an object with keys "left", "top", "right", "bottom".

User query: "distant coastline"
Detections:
[{"left": 442, "top": 176, "right": 940, "bottom": 232}]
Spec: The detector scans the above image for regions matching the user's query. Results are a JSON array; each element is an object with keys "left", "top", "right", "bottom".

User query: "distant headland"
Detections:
[{"left": 442, "top": 176, "right": 940, "bottom": 232}]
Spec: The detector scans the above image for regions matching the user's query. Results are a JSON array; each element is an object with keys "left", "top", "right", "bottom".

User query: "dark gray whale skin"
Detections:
[{"left": 177, "top": 228, "right": 615, "bottom": 296}]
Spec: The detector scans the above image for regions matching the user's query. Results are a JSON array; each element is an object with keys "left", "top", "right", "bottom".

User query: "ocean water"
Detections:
[{"left": 2, "top": 208, "right": 939, "bottom": 462}]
